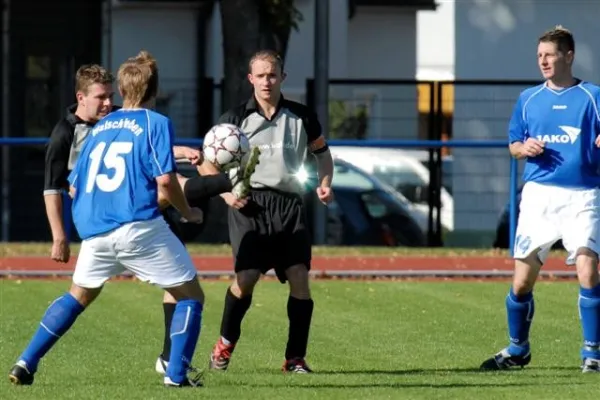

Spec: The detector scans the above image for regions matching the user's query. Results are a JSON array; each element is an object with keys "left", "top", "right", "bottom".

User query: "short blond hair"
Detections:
[
  {"left": 539, "top": 25, "right": 575, "bottom": 53},
  {"left": 75, "top": 64, "right": 114, "bottom": 94},
  {"left": 117, "top": 50, "right": 159, "bottom": 106},
  {"left": 248, "top": 49, "right": 284, "bottom": 74}
]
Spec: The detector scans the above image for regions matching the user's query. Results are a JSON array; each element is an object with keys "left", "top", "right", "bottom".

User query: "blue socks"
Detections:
[
  {"left": 19, "top": 293, "right": 85, "bottom": 372},
  {"left": 579, "top": 284, "right": 600, "bottom": 360},
  {"left": 505, "top": 288, "right": 534, "bottom": 356},
  {"left": 166, "top": 300, "right": 203, "bottom": 383}
]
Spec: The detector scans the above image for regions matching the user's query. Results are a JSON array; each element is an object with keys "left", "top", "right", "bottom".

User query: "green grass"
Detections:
[
  {"left": 0, "top": 242, "right": 569, "bottom": 257},
  {"left": 0, "top": 280, "right": 596, "bottom": 399}
]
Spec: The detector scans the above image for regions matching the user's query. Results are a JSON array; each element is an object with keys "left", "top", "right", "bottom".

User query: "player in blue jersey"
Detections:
[
  {"left": 8, "top": 51, "right": 206, "bottom": 387},
  {"left": 480, "top": 26, "right": 600, "bottom": 373}
]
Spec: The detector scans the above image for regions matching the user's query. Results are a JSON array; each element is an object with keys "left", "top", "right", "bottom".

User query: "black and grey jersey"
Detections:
[
  {"left": 218, "top": 95, "right": 323, "bottom": 194},
  {"left": 43, "top": 105, "right": 120, "bottom": 195}
]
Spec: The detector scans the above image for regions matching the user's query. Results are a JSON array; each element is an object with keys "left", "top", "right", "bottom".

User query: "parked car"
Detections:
[
  {"left": 300, "top": 157, "right": 427, "bottom": 247},
  {"left": 493, "top": 186, "right": 564, "bottom": 250},
  {"left": 329, "top": 146, "right": 454, "bottom": 232},
  {"left": 175, "top": 157, "right": 426, "bottom": 247}
]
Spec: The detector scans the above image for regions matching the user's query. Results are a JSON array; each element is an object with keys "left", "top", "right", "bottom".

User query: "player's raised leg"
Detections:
[{"left": 9, "top": 236, "right": 122, "bottom": 385}]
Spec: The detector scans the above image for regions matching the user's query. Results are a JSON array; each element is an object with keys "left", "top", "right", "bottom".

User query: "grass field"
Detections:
[{"left": 0, "top": 279, "right": 596, "bottom": 399}]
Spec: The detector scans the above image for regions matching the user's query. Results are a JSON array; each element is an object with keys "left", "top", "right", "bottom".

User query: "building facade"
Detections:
[
  {"left": 451, "top": 0, "right": 600, "bottom": 245},
  {"left": 1, "top": 0, "right": 434, "bottom": 241}
]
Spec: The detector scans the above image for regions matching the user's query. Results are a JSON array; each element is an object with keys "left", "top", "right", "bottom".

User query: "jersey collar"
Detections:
[{"left": 245, "top": 94, "right": 285, "bottom": 121}]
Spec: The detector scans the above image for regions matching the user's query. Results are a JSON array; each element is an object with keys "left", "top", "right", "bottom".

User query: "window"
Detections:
[
  {"left": 361, "top": 192, "right": 389, "bottom": 219},
  {"left": 332, "top": 162, "right": 375, "bottom": 190}
]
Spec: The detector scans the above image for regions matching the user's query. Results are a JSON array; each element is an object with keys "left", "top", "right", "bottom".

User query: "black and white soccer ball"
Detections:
[{"left": 202, "top": 123, "right": 250, "bottom": 170}]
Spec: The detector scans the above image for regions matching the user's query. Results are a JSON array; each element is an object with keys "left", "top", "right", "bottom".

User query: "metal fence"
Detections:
[
  {"left": 1, "top": 78, "right": 538, "bottom": 249},
  {"left": 0, "top": 137, "right": 518, "bottom": 254}
]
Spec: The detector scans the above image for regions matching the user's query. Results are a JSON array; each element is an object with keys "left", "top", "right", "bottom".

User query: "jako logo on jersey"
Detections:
[{"left": 536, "top": 125, "right": 581, "bottom": 144}]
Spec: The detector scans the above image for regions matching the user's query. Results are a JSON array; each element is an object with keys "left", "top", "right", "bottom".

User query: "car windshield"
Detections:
[
  {"left": 371, "top": 164, "right": 427, "bottom": 189},
  {"left": 299, "top": 159, "right": 414, "bottom": 209},
  {"left": 332, "top": 162, "right": 375, "bottom": 190}
]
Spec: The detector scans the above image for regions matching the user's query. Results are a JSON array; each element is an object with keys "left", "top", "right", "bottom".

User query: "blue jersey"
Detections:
[
  {"left": 68, "top": 109, "right": 176, "bottom": 239},
  {"left": 509, "top": 80, "right": 600, "bottom": 188}
]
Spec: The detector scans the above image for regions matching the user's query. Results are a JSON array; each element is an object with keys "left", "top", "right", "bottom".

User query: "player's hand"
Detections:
[
  {"left": 181, "top": 207, "right": 204, "bottom": 224},
  {"left": 316, "top": 186, "right": 334, "bottom": 205},
  {"left": 595, "top": 135, "right": 600, "bottom": 148},
  {"left": 179, "top": 147, "right": 203, "bottom": 165},
  {"left": 51, "top": 239, "right": 70, "bottom": 263},
  {"left": 521, "top": 138, "right": 545, "bottom": 157},
  {"left": 221, "top": 192, "right": 248, "bottom": 209}
]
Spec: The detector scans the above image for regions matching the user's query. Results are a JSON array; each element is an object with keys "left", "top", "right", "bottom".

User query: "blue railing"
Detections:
[{"left": 0, "top": 137, "right": 517, "bottom": 252}]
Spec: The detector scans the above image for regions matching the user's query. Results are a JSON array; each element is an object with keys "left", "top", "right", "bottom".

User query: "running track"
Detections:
[{"left": 0, "top": 255, "right": 575, "bottom": 279}]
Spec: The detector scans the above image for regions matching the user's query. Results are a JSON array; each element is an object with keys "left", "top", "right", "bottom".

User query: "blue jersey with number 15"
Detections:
[{"left": 68, "top": 109, "right": 176, "bottom": 240}]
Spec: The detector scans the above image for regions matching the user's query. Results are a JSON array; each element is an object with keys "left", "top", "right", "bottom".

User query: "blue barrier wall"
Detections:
[{"left": 0, "top": 138, "right": 517, "bottom": 252}]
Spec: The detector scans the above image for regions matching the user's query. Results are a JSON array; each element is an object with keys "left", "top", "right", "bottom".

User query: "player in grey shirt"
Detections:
[{"left": 208, "top": 50, "right": 334, "bottom": 373}]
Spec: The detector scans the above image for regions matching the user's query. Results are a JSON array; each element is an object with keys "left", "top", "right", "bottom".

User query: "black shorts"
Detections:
[{"left": 228, "top": 189, "right": 312, "bottom": 283}]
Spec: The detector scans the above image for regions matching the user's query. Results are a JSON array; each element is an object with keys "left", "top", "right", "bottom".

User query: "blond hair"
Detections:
[
  {"left": 75, "top": 64, "right": 114, "bottom": 94},
  {"left": 248, "top": 49, "right": 284, "bottom": 74},
  {"left": 117, "top": 50, "right": 159, "bottom": 106},
  {"left": 539, "top": 25, "right": 575, "bottom": 53}
]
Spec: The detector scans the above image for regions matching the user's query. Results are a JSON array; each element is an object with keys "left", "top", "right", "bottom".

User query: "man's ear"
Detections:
[{"left": 75, "top": 91, "right": 85, "bottom": 105}]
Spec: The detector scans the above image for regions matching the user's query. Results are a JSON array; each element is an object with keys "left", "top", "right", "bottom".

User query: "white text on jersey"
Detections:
[
  {"left": 536, "top": 125, "right": 581, "bottom": 144},
  {"left": 92, "top": 118, "right": 144, "bottom": 136}
]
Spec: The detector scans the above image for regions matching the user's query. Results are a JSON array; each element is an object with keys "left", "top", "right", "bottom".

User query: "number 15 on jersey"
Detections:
[{"left": 85, "top": 141, "right": 133, "bottom": 193}]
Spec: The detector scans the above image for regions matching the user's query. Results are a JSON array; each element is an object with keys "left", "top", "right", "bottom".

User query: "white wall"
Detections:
[
  {"left": 108, "top": 2, "right": 423, "bottom": 140},
  {"left": 416, "top": 0, "right": 454, "bottom": 80},
  {"left": 206, "top": 1, "right": 420, "bottom": 138},
  {"left": 452, "top": 0, "right": 600, "bottom": 238},
  {"left": 108, "top": 7, "right": 198, "bottom": 137},
  {"left": 346, "top": 7, "right": 419, "bottom": 139}
]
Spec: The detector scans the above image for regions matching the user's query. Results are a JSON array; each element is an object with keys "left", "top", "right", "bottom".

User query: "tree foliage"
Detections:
[{"left": 219, "top": 0, "right": 303, "bottom": 110}]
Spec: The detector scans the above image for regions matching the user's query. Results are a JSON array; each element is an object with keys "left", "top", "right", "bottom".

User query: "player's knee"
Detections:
[
  {"left": 512, "top": 257, "right": 541, "bottom": 295},
  {"left": 163, "top": 290, "right": 177, "bottom": 304},
  {"left": 166, "top": 278, "right": 205, "bottom": 303},
  {"left": 231, "top": 270, "right": 261, "bottom": 297},
  {"left": 575, "top": 248, "right": 599, "bottom": 288},
  {"left": 69, "top": 283, "right": 102, "bottom": 308},
  {"left": 286, "top": 264, "right": 311, "bottom": 299}
]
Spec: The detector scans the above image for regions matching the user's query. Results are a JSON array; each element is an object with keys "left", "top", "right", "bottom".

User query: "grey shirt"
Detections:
[{"left": 218, "top": 96, "right": 323, "bottom": 194}]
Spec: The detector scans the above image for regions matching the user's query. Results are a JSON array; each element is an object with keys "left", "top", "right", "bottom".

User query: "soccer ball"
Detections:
[{"left": 202, "top": 123, "right": 250, "bottom": 170}]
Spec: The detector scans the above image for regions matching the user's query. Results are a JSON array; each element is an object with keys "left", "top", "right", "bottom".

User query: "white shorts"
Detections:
[
  {"left": 514, "top": 181, "right": 600, "bottom": 264},
  {"left": 72, "top": 217, "right": 197, "bottom": 289}
]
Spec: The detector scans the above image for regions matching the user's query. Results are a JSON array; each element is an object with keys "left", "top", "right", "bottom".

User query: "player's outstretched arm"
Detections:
[
  {"left": 173, "top": 145, "right": 202, "bottom": 165},
  {"left": 156, "top": 173, "right": 193, "bottom": 215},
  {"left": 151, "top": 118, "right": 203, "bottom": 223}
]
